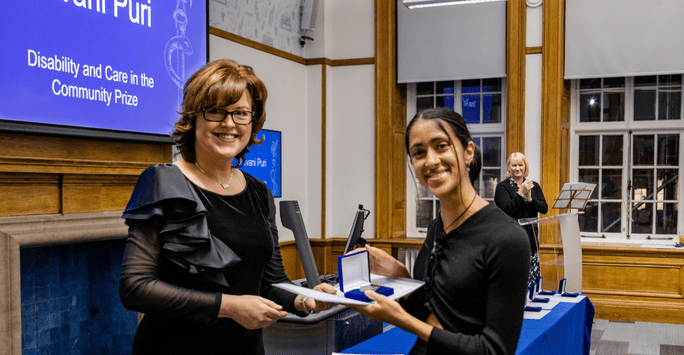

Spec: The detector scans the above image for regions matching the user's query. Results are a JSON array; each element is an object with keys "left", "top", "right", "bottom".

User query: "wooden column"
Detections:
[
  {"left": 375, "top": 0, "right": 407, "bottom": 240},
  {"left": 506, "top": 0, "right": 527, "bottom": 156},
  {"left": 541, "top": 0, "right": 571, "bottom": 215}
]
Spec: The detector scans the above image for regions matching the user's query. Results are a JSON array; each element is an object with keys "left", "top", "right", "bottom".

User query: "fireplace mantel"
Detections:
[{"left": 0, "top": 211, "right": 128, "bottom": 355}]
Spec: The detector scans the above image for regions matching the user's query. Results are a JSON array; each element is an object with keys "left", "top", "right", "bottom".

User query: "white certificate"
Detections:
[{"left": 274, "top": 274, "right": 425, "bottom": 305}]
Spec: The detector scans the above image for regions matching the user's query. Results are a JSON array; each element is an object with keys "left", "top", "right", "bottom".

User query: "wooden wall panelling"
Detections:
[
  {"left": 0, "top": 132, "right": 172, "bottom": 217},
  {"left": 0, "top": 173, "right": 61, "bottom": 216},
  {"left": 506, "top": 0, "right": 527, "bottom": 155},
  {"left": 61, "top": 174, "right": 139, "bottom": 213},
  {"left": 582, "top": 246, "right": 684, "bottom": 324},
  {"left": 541, "top": 0, "right": 570, "bottom": 212},
  {"left": 375, "top": 0, "right": 407, "bottom": 240}
]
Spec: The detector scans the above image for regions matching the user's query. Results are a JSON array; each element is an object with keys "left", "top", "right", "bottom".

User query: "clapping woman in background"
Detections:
[{"left": 494, "top": 152, "right": 548, "bottom": 289}]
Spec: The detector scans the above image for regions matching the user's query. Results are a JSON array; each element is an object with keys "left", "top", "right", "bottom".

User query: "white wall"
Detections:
[
  {"left": 208, "top": 0, "right": 376, "bottom": 242},
  {"left": 525, "top": 4, "right": 543, "bottom": 183},
  {"left": 210, "top": 35, "right": 316, "bottom": 242},
  {"left": 326, "top": 65, "right": 375, "bottom": 239},
  {"left": 323, "top": 0, "right": 376, "bottom": 239}
]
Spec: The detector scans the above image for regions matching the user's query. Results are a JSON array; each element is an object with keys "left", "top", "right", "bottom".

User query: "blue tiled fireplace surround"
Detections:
[
  {"left": 0, "top": 212, "right": 137, "bottom": 355},
  {"left": 20, "top": 238, "right": 137, "bottom": 354}
]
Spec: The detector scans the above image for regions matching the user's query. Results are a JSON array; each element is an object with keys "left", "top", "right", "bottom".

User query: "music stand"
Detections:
[{"left": 518, "top": 182, "right": 596, "bottom": 293}]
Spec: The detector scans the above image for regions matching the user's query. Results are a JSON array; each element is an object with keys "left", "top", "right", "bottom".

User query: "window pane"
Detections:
[
  {"left": 462, "top": 79, "right": 480, "bottom": 93},
  {"left": 482, "top": 78, "right": 501, "bottom": 92},
  {"left": 436, "top": 81, "right": 454, "bottom": 94},
  {"left": 482, "top": 168, "right": 500, "bottom": 199},
  {"left": 471, "top": 137, "right": 481, "bottom": 147},
  {"left": 601, "top": 202, "right": 622, "bottom": 233},
  {"left": 580, "top": 78, "right": 601, "bottom": 89},
  {"left": 635, "top": 75, "right": 657, "bottom": 87},
  {"left": 436, "top": 96, "right": 454, "bottom": 111},
  {"left": 482, "top": 137, "right": 502, "bottom": 167},
  {"left": 632, "top": 202, "right": 653, "bottom": 234},
  {"left": 462, "top": 94, "right": 480, "bottom": 124},
  {"left": 578, "top": 168, "right": 599, "bottom": 199},
  {"left": 656, "top": 203, "right": 678, "bottom": 234},
  {"left": 633, "top": 135, "right": 654, "bottom": 166},
  {"left": 659, "top": 74, "right": 681, "bottom": 86},
  {"left": 579, "top": 136, "right": 600, "bottom": 166},
  {"left": 416, "top": 183, "right": 432, "bottom": 198},
  {"left": 483, "top": 94, "right": 502, "bottom": 123},
  {"left": 657, "top": 134, "right": 679, "bottom": 166},
  {"left": 658, "top": 89, "right": 681, "bottom": 120},
  {"left": 632, "top": 168, "right": 654, "bottom": 201},
  {"left": 603, "top": 77, "right": 625, "bottom": 88},
  {"left": 579, "top": 93, "right": 601, "bottom": 122},
  {"left": 417, "top": 97, "right": 434, "bottom": 112},
  {"left": 416, "top": 200, "right": 434, "bottom": 229},
  {"left": 634, "top": 89, "right": 656, "bottom": 121},
  {"left": 601, "top": 169, "right": 621, "bottom": 199},
  {"left": 657, "top": 169, "right": 678, "bottom": 201},
  {"left": 579, "top": 201, "right": 599, "bottom": 233},
  {"left": 417, "top": 82, "right": 433, "bottom": 96},
  {"left": 602, "top": 135, "right": 623, "bottom": 166},
  {"left": 603, "top": 92, "right": 624, "bottom": 121}
]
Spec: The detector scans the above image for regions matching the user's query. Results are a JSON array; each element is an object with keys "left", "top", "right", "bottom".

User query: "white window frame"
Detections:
[
  {"left": 405, "top": 79, "right": 507, "bottom": 237},
  {"left": 570, "top": 77, "right": 684, "bottom": 245}
]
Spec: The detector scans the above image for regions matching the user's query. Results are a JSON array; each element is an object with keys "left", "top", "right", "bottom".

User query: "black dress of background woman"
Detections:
[{"left": 494, "top": 152, "right": 548, "bottom": 289}]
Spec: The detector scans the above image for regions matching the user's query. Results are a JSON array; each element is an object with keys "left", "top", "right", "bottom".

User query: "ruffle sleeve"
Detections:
[{"left": 122, "top": 164, "right": 240, "bottom": 288}]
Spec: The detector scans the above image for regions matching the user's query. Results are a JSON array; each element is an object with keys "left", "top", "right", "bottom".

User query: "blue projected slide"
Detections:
[
  {"left": 0, "top": 1, "right": 207, "bottom": 140},
  {"left": 239, "top": 130, "right": 282, "bottom": 198}
]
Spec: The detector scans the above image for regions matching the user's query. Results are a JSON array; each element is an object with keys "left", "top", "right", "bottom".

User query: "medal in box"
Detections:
[{"left": 338, "top": 250, "right": 394, "bottom": 302}]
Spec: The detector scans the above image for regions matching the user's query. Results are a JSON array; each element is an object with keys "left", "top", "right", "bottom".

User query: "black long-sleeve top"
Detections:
[
  {"left": 494, "top": 178, "right": 548, "bottom": 253},
  {"left": 119, "top": 164, "right": 300, "bottom": 355},
  {"left": 403, "top": 203, "right": 530, "bottom": 355}
]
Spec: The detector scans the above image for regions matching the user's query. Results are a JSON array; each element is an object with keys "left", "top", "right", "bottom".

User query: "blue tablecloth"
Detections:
[{"left": 341, "top": 297, "right": 594, "bottom": 355}]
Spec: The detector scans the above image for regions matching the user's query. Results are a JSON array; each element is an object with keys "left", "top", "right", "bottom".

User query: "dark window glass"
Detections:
[
  {"left": 602, "top": 135, "right": 623, "bottom": 166},
  {"left": 603, "top": 77, "right": 625, "bottom": 88},
  {"left": 436, "top": 81, "right": 454, "bottom": 94},
  {"left": 579, "top": 136, "right": 600, "bottom": 166},
  {"left": 579, "top": 93, "right": 601, "bottom": 122},
  {"left": 417, "top": 82, "right": 433, "bottom": 96},
  {"left": 633, "top": 135, "right": 654, "bottom": 166},
  {"left": 580, "top": 78, "right": 601, "bottom": 90},
  {"left": 634, "top": 90, "right": 656, "bottom": 121},
  {"left": 462, "top": 79, "right": 480, "bottom": 93}
]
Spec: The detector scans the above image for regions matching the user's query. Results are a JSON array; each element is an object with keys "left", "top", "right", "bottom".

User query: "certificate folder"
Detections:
[{"left": 338, "top": 251, "right": 394, "bottom": 302}]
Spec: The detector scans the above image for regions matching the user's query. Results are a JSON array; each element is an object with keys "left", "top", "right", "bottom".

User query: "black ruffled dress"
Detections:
[{"left": 119, "top": 164, "right": 299, "bottom": 355}]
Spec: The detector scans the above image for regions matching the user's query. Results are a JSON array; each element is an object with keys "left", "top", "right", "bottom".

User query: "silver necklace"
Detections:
[{"left": 195, "top": 162, "right": 233, "bottom": 189}]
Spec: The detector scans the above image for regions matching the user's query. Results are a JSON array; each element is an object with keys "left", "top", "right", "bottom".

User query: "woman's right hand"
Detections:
[
  {"left": 351, "top": 244, "right": 411, "bottom": 279},
  {"left": 218, "top": 294, "right": 288, "bottom": 329}
]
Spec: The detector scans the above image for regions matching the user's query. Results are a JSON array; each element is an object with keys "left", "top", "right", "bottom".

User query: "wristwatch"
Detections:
[{"left": 300, "top": 295, "right": 314, "bottom": 314}]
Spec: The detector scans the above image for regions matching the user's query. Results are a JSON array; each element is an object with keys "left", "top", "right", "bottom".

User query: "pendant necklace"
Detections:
[
  {"left": 441, "top": 196, "right": 477, "bottom": 237},
  {"left": 195, "top": 162, "right": 233, "bottom": 189}
]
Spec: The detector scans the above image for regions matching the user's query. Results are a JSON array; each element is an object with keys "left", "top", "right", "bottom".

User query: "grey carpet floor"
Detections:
[{"left": 591, "top": 319, "right": 684, "bottom": 355}]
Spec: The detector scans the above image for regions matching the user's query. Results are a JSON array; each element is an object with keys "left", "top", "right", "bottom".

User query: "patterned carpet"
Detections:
[{"left": 591, "top": 319, "right": 684, "bottom": 355}]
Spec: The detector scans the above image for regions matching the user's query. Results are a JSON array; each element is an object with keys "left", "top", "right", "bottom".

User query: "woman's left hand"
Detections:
[
  {"left": 348, "top": 290, "right": 435, "bottom": 342},
  {"left": 347, "top": 290, "right": 408, "bottom": 325}
]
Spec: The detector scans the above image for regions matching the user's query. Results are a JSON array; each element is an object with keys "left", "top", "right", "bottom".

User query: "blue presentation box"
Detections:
[{"left": 338, "top": 250, "right": 394, "bottom": 302}]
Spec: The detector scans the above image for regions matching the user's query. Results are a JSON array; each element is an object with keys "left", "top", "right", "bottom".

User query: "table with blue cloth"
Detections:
[{"left": 341, "top": 296, "right": 594, "bottom": 355}]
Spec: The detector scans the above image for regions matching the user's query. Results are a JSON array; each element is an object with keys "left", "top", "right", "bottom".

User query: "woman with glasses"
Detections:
[
  {"left": 494, "top": 152, "right": 548, "bottom": 290},
  {"left": 119, "top": 59, "right": 334, "bottom": 355},
  {"left": 351, "top": 108, "right": 530, "bottom": 355}
]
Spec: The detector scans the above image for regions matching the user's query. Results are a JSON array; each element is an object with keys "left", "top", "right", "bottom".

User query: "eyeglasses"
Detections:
[{"left": 201, "top": 108, "right": 255, "bottom": 125}]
